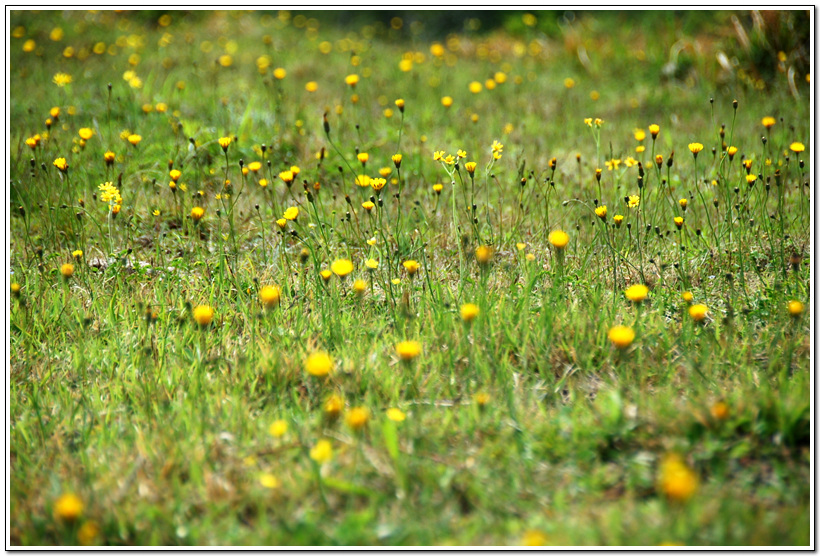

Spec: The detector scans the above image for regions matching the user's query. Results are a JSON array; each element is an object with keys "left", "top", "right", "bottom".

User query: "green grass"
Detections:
[{"left": 9, "top": 9, "right": 811, "bottom": 546}]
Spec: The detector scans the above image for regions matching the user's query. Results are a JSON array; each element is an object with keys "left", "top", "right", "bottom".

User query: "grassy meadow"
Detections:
[{"left": 7, "top": 9, "right": 812, "bottom": 546}]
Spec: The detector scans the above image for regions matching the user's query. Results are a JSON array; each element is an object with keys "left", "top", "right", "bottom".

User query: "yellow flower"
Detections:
[
  {"left": 305, "top": 351, "right": 333, "bottom": 377},
  {"left": 727, "top": 146, "right": 738, "bottom": 158},
  {"left": 474, "top": 392, "right": 491, "bottom": 407},
  {"left": 353, "top": 279, "right": 367, "bottom": 296},
  {"left": 365, "top": 258, "right": 379, "bottom": 270},
  {"left": 516, "top": 242, "right": 527, "bottom": 251},
  {"left": 396, "top": 340, "right": 422, "bottom": 361},
  {"left": 259, "top": 473, "right": 280, "bottom": 489},
  {"left": 273, "top": 67, "right": 286, "bottom": 79},
  {"left": 168, "top": 169, "right": 182, "bottom": 182},
  {"left": 674, "top": 216, "right": 684, "bottom": 229},
  {"left": 10, "top": 282, "right": 21, "bottom": 297},
  {"left": 345, "top": 407, "right": 370, "bottom": 431},
  {"left": 362, "top": 201, "right": 375, "bottom": 212},
  {"left": 464, "top": 161, "right": 477, "bottom": 175},
  {"left": 441, "top": 96, "right": 453, "bottom": 107},
  {"left": 247, "top": 161, "right": 262, "bottom": 173},
  {"left": 127, "top": 134, "right": 142, "bottom": 146},
  {"left": 688, "top": 304, "right": 708, "bottom": 322},
  {"left": 688, "top": 142, "right": 704, "bottom": 156},
  {"left": 634, "top": 129, "right": 646, "bottom": 142},
  {"left": 357, "top": 152, "right": 369, "bottom": 164},
  {"left": 193, "top": 305, "right": 214, "bottom": 326},
  {"left": 648, "top": 124, "right": 660, "bottom": 138},
  {"left": 54, "top": 493, "right": 83, "bottom": 522},
  {"left": 395, "top": 98, "right": 405, "bottom": 111},
  {"left": 789, "top": 142, "right": 805, "bottom": 153},
  {"left": 613, "top": 214, "right": 624, "bottom": 227},
  {"left": 331, "top": 259, "right": 354, "bottom": 278},
  {"left": 259, "top": 285, "right": 281, "bottom": 308},
  {"left": 371, "top": 177, "right": 386, "bottom": 191},
  {"left": 259, "top": 179, "right": 268, "bottom": 188},
  {"left": 521, "top": 530, "right": 548, "bottom": 546},
  {"left": 78, "top": 128, "right": 94, "bottom": 140},
  {"left": 746, "top": 174, "right": 757, "bottom": 185},
  {"left": 433, "top": 150, "right": 445, "bottom": 161},
  {"left": 276, "top": 218, "right": 287, "bottom": 230},
  {"left": 595, "top": 205, "right": 607, "bottom": 220},
  {"left": 53, "top": 72, "right": 72, "bottom": 87},
  {"left": 548, "top": 230, "right": 569, "bottom": 249},
  {"left": 386, "top": 408, "right": 406, "bottom": 422},
  {"left": 305, "top": 81, "right": 318, "bottom": 92},
  {"left": 378, "top": 167, "right": 392, "bottom": 178},
  {"left": 279, "top": 170, "right": 294, "bottom": 185},
  {"left": 60, "top": 263, "right": 74, "bottom": 278},
  {"left": 77, "top": 520, "right": 100, "bottom": 545},
  {"left": 191, "top": 206, "right": 205, "bottom": 221},
  {"left": 605, "top": 159, "right": 621, "bottom": 171},
  {"left": 104, "top": 151, "right": 116, "bottom": 165},
  {"left": 475, "top": 245, "right": 493, "bottom": 265},
  {"left": 608, "top": 325, "right": 635, "bottom": 349},
  {"left": 788, "top": 300, "right": 804, "bottom": 317},
  {"left": 403, "top": 260, "right": 420, "bottom": 276},
  {"left": 681, "top": 291, "right": 694, "bottom": 303},
  {"left": 491, "top": 140, "right": 504, "bottom": 153},
  {"left": 624, "top": 284, "right": 649, "bottom": 303},
  {"left": 345, "top": 73, "right": 359, "bottom": 87},
  {"left": 392, "top": 153, "right": 403, "bottom": 167},
  {"left": 636, "top": 145, "right": 646, "bottom": 153},
  {"left": 679, "top": 198, "right": 688, "bottom": 211},
  {"left": 658, "top": 454, "right": 698, "bottom": 502},
  {"left": 72, "top": 249, "right": 83, "bottom": 260},
  {"left": 564, "top": 77, "right": 575, "bottom": 88},
  {"left": 283, "top": 206, "right": 299, "bottom": 221},
  {"left": 324, "top": 394, "right": 344, "bottom": 419},
  {"left": 53, "top": 157, "right": 68, "bottom": 172},
  {"left": 432, "top": 183, "right": 443, "bottom": 194},
  {"left": 444, "top": 154, "right": 456, "bottom": 165},
  {"left": 218, "top": 136, "right": 232, "bottom": 151},
  {"left": 355, "top": 175, "right": 371, "bottom": 187},
  {"left": 761, "top": 116, "right": 776, "bottom": 128},
  {"left": 710, "top": 401, "right": 729, "bottom": 420},
  {"left": 460, "top": 303, "right": 480, "bottom": 323},
  {"left": 627, "top": 195, "right": 640, "bottom": 208},
  {"left": 468, "top": 81, "right": 482, "bottom": 93},
  {"left": 456, "top": 149, "right": 467, "bottom": 158},
  {"left": 310, "top": 439, "right": 333, "bottom": 464},
  {"left": 584, "top": 117, "right": 593, "bottom": 127},
  {"left": 269, "top": 419, "right": 288, "bottom": 437}
]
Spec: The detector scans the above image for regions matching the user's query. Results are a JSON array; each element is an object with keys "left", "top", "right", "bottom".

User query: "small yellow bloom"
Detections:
[
  {"left": 688, "top": 142, "right": 704, "bottom": 156},
  {"left": 727, "top": 146, "right": 738, "bottom": 158},
  {"left": 395, "top": 341, "right": 422, "bottom": 361},
  {"left": 279, "top": 170, "right": 294, "bottom": 185},
  {"left": 10, "top": 282, "right": 21, "bottom": 296},
  {"left": 357, "top": 152, "right": 369, "bottom": 164},
  {"left": 54, "top": 493, "right": 83, "bottom": 522},
  {"left": 310, "top": 439, "right": 333, "bottom": 464},
  {"left": 193, "top": 305, "right": 214, "bottom": 326},
  {"left": 689, "top": 304, "right": 708, "bottom": 322},
  {"left": 386, "top": 408, "right": 406, "bottom": 422},
  {"left": 53, "top": 72, "right": 72, "bottom": 87},
  {"left": 60, "top": 263, "right": 74, "bottom": 278},
  {"left": 371, "top": 177, "right": 386, "bottom": 192},
  {"left": 460, "top": 303, "right": 480, "bottom": 323},
  {"left": 324, "top": 394, "right": 344, "bottom": 419},
  {"left": 468, "top": 81, "right": 482, "bottom": 94},
  {"left": 648, "top": 124, "right": 660, "bottom": 138},
  {"left": 218, "top": 136, "right": 232, "bottom": 151},
  {"left": 365, "top": 258, "right": 379, "bottom": 270},
  {"left": 475, "top": 245, "right": 493, "bottom": 265},
  {"left": 634, "top": 129, "right": 646, "bottom": 142},
  {"left": 710, "top": 401, "right": 729, "bottom": 420},
  {"left": 331, "top": 259, "right": 354, "bottom": 277},
  {"left": 345, "top": 407, "right": 370, "bottom": 431},
  {"left": 746, "top": 174, "right": 757, "bottom": 185},
  {"left": 441, "top": 96, "right": 453, "bottom": 107},
  {"left": 464, "top": 161, "right": 477, "bottom": 175},
  {"left": 259, "top": 285, "right": 281, "bottom": 308},
  {"left": 608, "top": 325, "right": 635, "bottom": 349},
  {"left": 77, "top": 521, "right": 100, "bottom": 546},
  {"left": 345, "top": 73, "right": 360, "bottom": 87},
  {"left": 595, "top": 205, "right": 607, "bottom": 220},
  {"left": 283, "top": 206, "right": 299, "bottom": 221},
  {"left": 72, "top": 249, "right": 83, "bottom": 260},
  {"left": 127, "top": 134, "right": 142, "bottom": 146},
  {"left": 362, "top": 201, "right": 375, "bottom": 212},
  {"left": 761, "top": 116, "right": 776, "bottom": 129},
  {"left": 305, "top": 351, "right": 333, "bottom": 377},
  {"left": 613, "top": 214, "right": 624, "bottom": 227},
  {"left": 679, "top": 198, "right": 688, "bottom": 211},
  {"left": 259, "top": 473, "right": 280, "bottom": 489},
  {"left": 353, "top": 279, "right": 367, "bottom": 296},
  {"left": 273, "top": 67, "right": 286, "bottom": 79},
  {"left": 521, "top": 530, "right": 548, "bottom": 546},
  {"left": 788, "top": 300, "right": 804, "bottom": 317},
  {"left": 681, "top": 291, "right": 694, "bottom": 303},
  {"left": 305, "top": 81, "right": 318, "bottom": 92},
  {"left": 789, "top": 142, "right": 805, "bottom": 153},
  {"left": 674, "top": 216, "right": 684, "bottom": 229},
  {"left": 432, "top": 183, "right": 443, "bottom": 194},
  {"left": 392, "top": 153, "right": 403, "bottom": 167},
  {"left": 403, "top": 260, "right": 420, "bottom": 276},
  {"left": 624, "top": 284, "right": 649, "bottom": 303},
  {"left": 548, "top": 230, "right": 569, "bottom": 249},
  {"left": 276, "top": 218, "right": 287, "bottom": 230},
  {"left": 627, "top": 195, "right": 640, "bottom": 208},
  {"left": 474, "top": 392, "right": 491, "bottom": 407},
  {"left": 191, "top": 206, "right": 205, "bottom": 221},
  {"left": 78, "top": 128, "right": 94, "bottom": 140},
  {"left": 269, "top": 420, "right": 288, "bottom": 437},
  {"left": 658, "top": 454, "right": 698, "bottom": 502},
  {"left": 355, "top": 174, "right": 371, "bottom": 187},
  {"left": 53, "top": 157, "right": 68, "bottom": 172}
]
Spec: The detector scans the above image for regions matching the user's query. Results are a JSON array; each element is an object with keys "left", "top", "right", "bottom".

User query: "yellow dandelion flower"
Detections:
[{"left": 305, "top": 351, "right": 333, "bottom": 377}]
